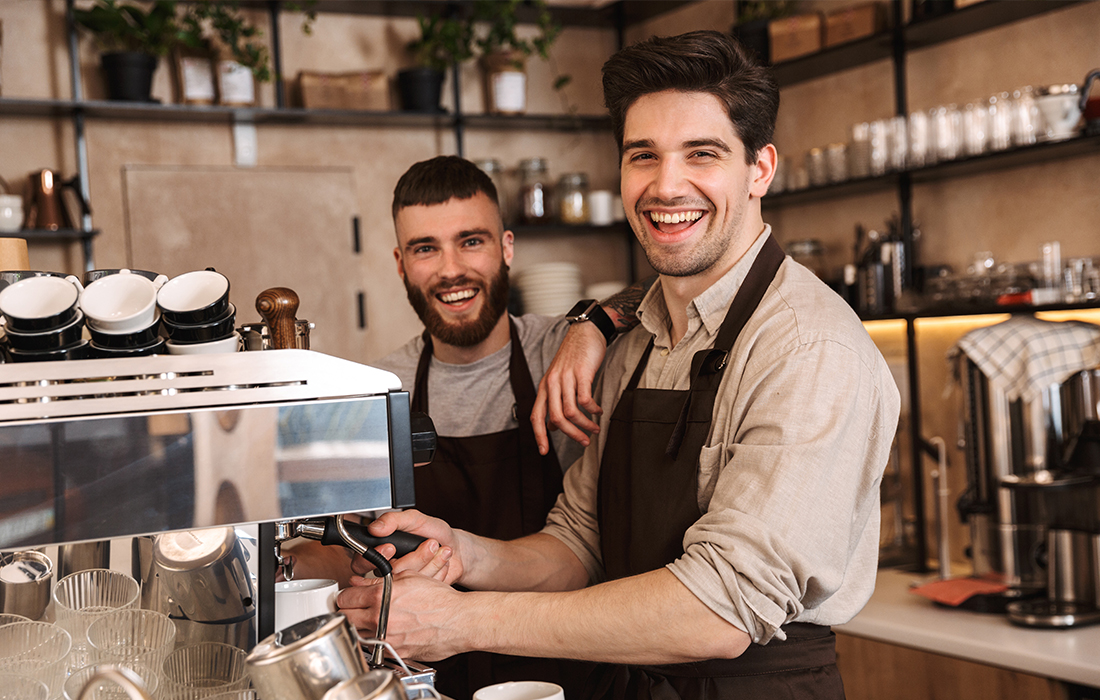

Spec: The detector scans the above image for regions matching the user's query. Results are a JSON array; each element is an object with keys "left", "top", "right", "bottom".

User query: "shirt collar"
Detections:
[{"left": 638, "top": 225, "right": 773, "bottom": 343}]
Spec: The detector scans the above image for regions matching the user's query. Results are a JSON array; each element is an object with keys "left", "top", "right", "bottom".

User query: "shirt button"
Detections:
[{"left": 660, "top": 348, "right": 669, "bottom": 356}]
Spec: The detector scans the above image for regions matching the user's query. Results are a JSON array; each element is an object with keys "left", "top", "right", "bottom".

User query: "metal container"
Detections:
[
  {"left": 1060, "top": 368, "right": 1100, "bottom": 470},
  {"left": 323, "top": 670, "right": 418, "bottom": 700},
  {"left": 0, "top": 550, "right": 53, "bottom": 619},
  {"left": 246, "top": 613, "right": 366, "bottom": 700},
  {"left": 141, "top": 527, "right": 256, "bottom": 647}
]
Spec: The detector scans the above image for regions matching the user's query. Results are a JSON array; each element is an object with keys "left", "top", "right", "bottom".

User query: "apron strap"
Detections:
[{"left": 664, "top": 235, "right": 786, "bottom": 458}]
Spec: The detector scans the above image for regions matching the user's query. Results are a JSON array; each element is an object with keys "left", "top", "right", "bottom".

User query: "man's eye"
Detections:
[
  {"left": 413, "top": 246, "right": 434, "bottom": 254},
  {"left": 462, "top": 238, "right": 483, "bottom": 247},
  {"left": 628, "top": 152, "right": 655, "bottom": 163},
  {"left": 691, "top": 151, "right": 716, "bottom": 159}
]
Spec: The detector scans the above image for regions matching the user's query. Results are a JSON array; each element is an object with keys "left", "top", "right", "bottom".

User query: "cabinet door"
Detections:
[
  {"left": 836, "top": 633, "right": 1069, "bottom": 700},
  {"left": 123, "top": 166, "right": 369, "bottom": 363}
]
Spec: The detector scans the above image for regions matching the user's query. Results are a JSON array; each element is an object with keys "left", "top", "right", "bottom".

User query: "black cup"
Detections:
[
  {"left": 87, "top": 317, "right": 162, "bottom": 349},
  {"left": 0, "top": 270, "right": 64, "bottom": 293},
  {"left": 8, "top": 339, "right": 91, "bottom": 363},
  {"left": 90, "top": 338, "right": 166, "bottom": 358},
  {"left": 160, "top": 303, "right": 236, "bottom": 344},
  {"left": 157, "top": 270, "right": 231, "bottom": 325},
  {"left": 82, "top": 269, "right": 162, "bottom": 286},
  {"left": 4, "top": 310, "right": 86, "bottom": 352}
]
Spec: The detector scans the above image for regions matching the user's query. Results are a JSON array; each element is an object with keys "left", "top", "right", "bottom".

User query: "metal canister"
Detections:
[
  {"left": 322, "top": 670, "right": 427, "bottom": 700},
  {"left": 246, "top": 613, "right": 367, "bottom": 700}
]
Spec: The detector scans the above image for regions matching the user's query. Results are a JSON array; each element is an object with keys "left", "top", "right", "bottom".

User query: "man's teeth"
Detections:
[
  {"left": 439, "top": 289, "right": 476, "bottom": 303},
  {"left": 650, "top": 211, "right": 703, "bottom": 224}
]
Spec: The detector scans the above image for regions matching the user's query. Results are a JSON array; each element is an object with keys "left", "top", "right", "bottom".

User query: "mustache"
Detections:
[{"left": 430, "top": 277, "right": 482, "bottom": 295}]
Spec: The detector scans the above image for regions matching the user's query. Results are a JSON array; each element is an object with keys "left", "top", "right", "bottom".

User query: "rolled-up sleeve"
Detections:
[{"left": 671, "top": 336, "right": 897, "bottom": 643}]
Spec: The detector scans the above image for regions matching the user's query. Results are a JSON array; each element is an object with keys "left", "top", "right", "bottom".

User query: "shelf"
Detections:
[
  {"left": 768, "top": 0, "right": 1080, "bottom": 88},
  {"left": 1, "top": 229, "right": 98, "bottom": 241},
  {"left": 860, "top": 298, "right": 1100, "bottom": 322},
  {"left": 762, "top": 132, "right": 1100, "bottom": 208},
  {"left": 511, "top": 222, "right": 628, "bottom": 236},
  {"left": 463, "top": 113, "right": 611, "bottom": 131}
]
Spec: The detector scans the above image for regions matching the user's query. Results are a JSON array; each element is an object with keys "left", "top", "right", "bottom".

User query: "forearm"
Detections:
[
  {"left": 450, "top": 568, "right": 749, "bottom": 664},
  {"left": 457, "top": 532, "right": 589, "bottom": 592}
]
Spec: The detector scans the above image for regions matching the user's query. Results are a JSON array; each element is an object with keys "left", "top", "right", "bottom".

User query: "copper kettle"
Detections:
[{"left": 22, "top": 169, "right": 84, "bottom": 230}]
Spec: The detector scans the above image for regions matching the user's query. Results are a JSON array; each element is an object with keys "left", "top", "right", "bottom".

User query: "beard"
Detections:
[
  {"left": 404, "top": 260, "right": 511, "bottom": 347},
  {"left": 632, "top": 191, "right": 748, "bottom": 278}
]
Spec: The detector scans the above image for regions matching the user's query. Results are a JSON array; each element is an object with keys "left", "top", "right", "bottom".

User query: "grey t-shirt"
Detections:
[{"left": 371, "top": 313, "right": 584, "bottom": 471}]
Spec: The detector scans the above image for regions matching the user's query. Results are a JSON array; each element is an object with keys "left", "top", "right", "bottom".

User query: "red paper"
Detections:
[{"left": 909, "top": 577, "right": 1009, "bottom": 606}]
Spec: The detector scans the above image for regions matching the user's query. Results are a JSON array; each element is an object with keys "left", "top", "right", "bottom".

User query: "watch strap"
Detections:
[{"left": 567, "top": 299, "right": 616, "bottom": 345}]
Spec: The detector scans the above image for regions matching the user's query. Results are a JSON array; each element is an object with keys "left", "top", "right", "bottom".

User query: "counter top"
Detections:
[{"left": 835, "top": 568, "right": 1100, "bottom": 688}]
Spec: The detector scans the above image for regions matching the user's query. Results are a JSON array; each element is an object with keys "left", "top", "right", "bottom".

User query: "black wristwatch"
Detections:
[{"left": 566, "top": 299, "right": 616, "bottom": 345}]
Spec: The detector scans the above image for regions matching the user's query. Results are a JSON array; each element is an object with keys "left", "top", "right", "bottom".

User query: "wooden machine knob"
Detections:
[{"left": 256, "top": 287, "right": 299, "bottom": 350}]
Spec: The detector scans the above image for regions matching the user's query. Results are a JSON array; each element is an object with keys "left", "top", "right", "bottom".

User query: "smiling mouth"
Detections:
[
  {"left": 648, "top": 210, "right": 705, "bottom": 235},
  {"left": 437, "top": 288, "right": 478, "bottom": 306}
]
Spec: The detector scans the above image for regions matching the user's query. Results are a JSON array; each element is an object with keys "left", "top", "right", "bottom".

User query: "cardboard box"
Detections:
[
  {"left": 769, "top": 13, "right": 823, "bottom": 64},
  {"left": 825, "top": 3, "right": 887, "bottom": 48},
  {"left": 298, "top": 71, "right": 390, "bottom": 111}
]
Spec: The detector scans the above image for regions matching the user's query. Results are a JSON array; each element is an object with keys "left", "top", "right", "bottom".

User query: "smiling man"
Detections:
[{"left": 340, "top": 33, "right": 900, "bottom": 700}]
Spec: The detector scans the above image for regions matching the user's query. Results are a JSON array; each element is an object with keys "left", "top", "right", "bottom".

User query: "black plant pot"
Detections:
[
  {"left": 731, "top": 19, "right": 771, "bottom": 65},
  {"left": 396, "top": 67, "right": 445, "bottom": 113},
  {"left": 101, "top": 51, "right": 158, "bottom": 102}
]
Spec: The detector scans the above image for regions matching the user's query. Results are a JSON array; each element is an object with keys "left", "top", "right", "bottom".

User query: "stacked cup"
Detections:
[
  {"left": 158, "top": 270, "right": 241, "bottom": 355},
  {"left": 0, "top": 273, "right": 90, "bottom": 362},
  {"left": 81, "top": 269, "right": 169, "bottom": 358}
]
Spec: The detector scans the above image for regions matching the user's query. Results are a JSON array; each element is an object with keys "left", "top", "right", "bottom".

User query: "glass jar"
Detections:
[
  {"left": 788, "top": 239, "right": 826, "bottom": 279},
  {"left": 557, "top": 173, "right": 589, "bottom": 224},
  {"left": 473, "top": 158, "right": 510, "bottom": 224},
  {"left": 519, "top": 158, "right": 552, "bottom": 224}
]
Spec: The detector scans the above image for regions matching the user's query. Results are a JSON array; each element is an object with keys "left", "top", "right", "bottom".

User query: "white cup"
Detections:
[
  {"left": 588, "top": 190, "right": 614, "bottom": 226},
  {"left": 274, "top": 578, "right": 338, "bottom": 632},
  {"left": 80, "top": 269, "right": 168, "bottom": 333},
  {"left": 166, "top": 330, "right": 241, "bottom": 355},
  {"left": 474, "top": 681, "right": 565, "bottom": 700},
  {"left": 0, "top": 274, "right": 83, "bottom": 329},
  {"left": 1036, "top": 92, "right": 1082, "bottom": 140},
  {"left": 0, "top": 195, "right": 24, "bottom": 233}
]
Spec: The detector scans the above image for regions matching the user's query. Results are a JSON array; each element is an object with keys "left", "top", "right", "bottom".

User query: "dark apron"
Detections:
[
  {"left": 412, "top": 318, "right": 592, "bottom": 699},
  {"left": 593, "top": 236, "right": 845, "bottom": 700}
]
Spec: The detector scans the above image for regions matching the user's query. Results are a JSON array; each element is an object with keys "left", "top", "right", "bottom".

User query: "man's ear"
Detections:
[
  {"left": 749, "top": 144, "right": 778, "bottom": 199},
  {"left": 502, "top": 229, "right": 515, "bottom": 268},
  {"left": 394, "top": 247, "right": 405, "bottom": 280}
]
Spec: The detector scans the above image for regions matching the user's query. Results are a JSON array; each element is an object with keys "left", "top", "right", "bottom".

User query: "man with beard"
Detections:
[
  {"left": 338, "top": 32, "right": 900, "bottom": 700},
  {"left": 286, "top": 155, "right": 644, "bottom": 699}
]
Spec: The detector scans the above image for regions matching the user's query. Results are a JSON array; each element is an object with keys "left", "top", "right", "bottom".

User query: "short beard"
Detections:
[{"left": 404, "top": 260, "right": 511, "bottom": 347}]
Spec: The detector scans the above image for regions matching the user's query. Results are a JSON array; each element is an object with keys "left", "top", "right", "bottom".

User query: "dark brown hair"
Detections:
[
  {"left": 602, "top": 30, "right": 779, "bottom": 164},
  {"left": 391, "top": 156, "right": 499, "bottom": 220}
]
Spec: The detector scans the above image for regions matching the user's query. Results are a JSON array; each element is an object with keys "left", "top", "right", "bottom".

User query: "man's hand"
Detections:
[
  {"left": 532, "top": 321, "right": 607, "bottom": 455},
  {"left": 348, "top": 510, "right": 464, "bottom": 585}
]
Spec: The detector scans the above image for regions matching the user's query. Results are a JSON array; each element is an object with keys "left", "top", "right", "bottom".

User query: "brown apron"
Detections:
[
  {"left": 592, "top": 236, "right": 845, "bottom": 700},
  {"left": 412, "top": 317, "right": 592, "bottom": 699}
]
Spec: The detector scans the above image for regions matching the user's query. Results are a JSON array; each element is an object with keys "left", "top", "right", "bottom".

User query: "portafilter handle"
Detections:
[
  {"left": 256, "top": 287, "right": 299, "bottom": 350},
  {"left": 334, "top": 515, "right": 394, "bottom": 668}
]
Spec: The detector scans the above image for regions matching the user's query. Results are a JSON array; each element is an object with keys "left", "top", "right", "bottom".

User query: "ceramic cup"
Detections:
[
  {"left": 274, "top": 579, "right": 339, "bottom": 633},
  {"left": 0, "top": 274, "right": 83, "bottom": 332},
  {"left": 158, "top": 269, "right": 231, "bottom": 325},
  {"left": 161, "top": 303, "right": 236, "bottom": 343},
  {"left": 474, "top": 681, "right": 565, "bottom": 700},
  {"left": 1037, "top": 91, "right": 1083, "bottom": 140},
  {"left": 82, "top": 268, "right": 162, "bottom": 286},
  {"left": 2, "top": 310, "right": 85, "bottom": 352},
  {"left": 80, "top": 269, "right": 169, "bottom": 334},
  {"left": 166, "top": 331, "right": 241, "bottom": 355}
]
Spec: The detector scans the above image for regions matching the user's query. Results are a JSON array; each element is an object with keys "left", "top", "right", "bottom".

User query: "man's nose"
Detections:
[
  {"left": 651, "top": 158, "right": 689, "bottom": 199},
  {"left": 438, "top": 246, "right": 466, "bottom": 279}
]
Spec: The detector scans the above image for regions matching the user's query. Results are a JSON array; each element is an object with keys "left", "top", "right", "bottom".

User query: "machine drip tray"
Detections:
[{"left": 1006, "top": 600, "right": 1100, "bottom": 628}]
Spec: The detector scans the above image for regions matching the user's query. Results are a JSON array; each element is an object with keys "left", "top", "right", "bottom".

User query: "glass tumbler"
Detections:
[
  {"left": 86, "top": 608, "right": 176, "bottom": 669},
  {"left": 0, "top": 620, "right": 72, "bottom": 699},
  {"left": 962, "top": 102, "right": 988, "bottom": 156},
  {"left": 0, "top": 672, "right": 49, "bottom": 700},
  {"left": 63, "top": 660, "right": 160, "bottom": 700},
  {"left": 161, "top": 642, "right": 249, "bottom": 700},
  {"left": 988, "top": 92, "right": 1013, "bottom": 151},
  {"left": 53, "top": 569, "right": 140, "bottom": 667}
]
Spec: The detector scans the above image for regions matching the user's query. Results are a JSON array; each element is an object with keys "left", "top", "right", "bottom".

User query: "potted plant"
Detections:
[
  {"left": 398, "top": 11, "right": 473, "bottom": 113},
  {"left": 73, "top": 0, "right": 179, "bottom": 101},
  {"left": 731, "top": 0, "right": 793, "bottom": 65},
  {"left": 177, "top": 1, "right": 275, "bottom": 106},
  {"left": 471, "top": 0, "right": 566, "bottom": 115}
]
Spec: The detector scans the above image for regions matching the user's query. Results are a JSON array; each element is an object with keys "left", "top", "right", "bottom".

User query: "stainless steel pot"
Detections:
[
  {"left": 322, "top": 669, "right": 439, "bottom": 700},
  {"left": 246, "top": 613, "right": 367, "bottom": 700}
]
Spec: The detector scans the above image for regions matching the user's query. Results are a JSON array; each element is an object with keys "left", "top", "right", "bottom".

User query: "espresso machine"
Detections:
[
  {"left": 955, "top": 317, "right": 1100, "bottom": 628},
  {"left": 0, "top": 341, "right": 439, "bottom": 692}
]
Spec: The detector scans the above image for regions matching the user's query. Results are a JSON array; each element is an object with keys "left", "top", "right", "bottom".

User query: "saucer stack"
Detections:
[
  {"left": 158, "top": 270, "right": 241, "bottom": 355},
  {"left": 514, "top": 262, "right": 583, "bottom": 316},
  {"left": 0, "top": 273, "right": 90, "bottom": 362}
]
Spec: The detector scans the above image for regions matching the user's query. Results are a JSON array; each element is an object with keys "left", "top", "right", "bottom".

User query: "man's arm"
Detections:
[
  {"left": 336, "top": 512, "right": 750, "bottom": 665},
  {"left": 532, "top": 276, "right": 655, "bottom": 455}
]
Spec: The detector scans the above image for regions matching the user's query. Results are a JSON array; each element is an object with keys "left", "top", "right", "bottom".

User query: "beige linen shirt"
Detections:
[{"left": 542, "top": 227, "right": 901, "bottom": 645}]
